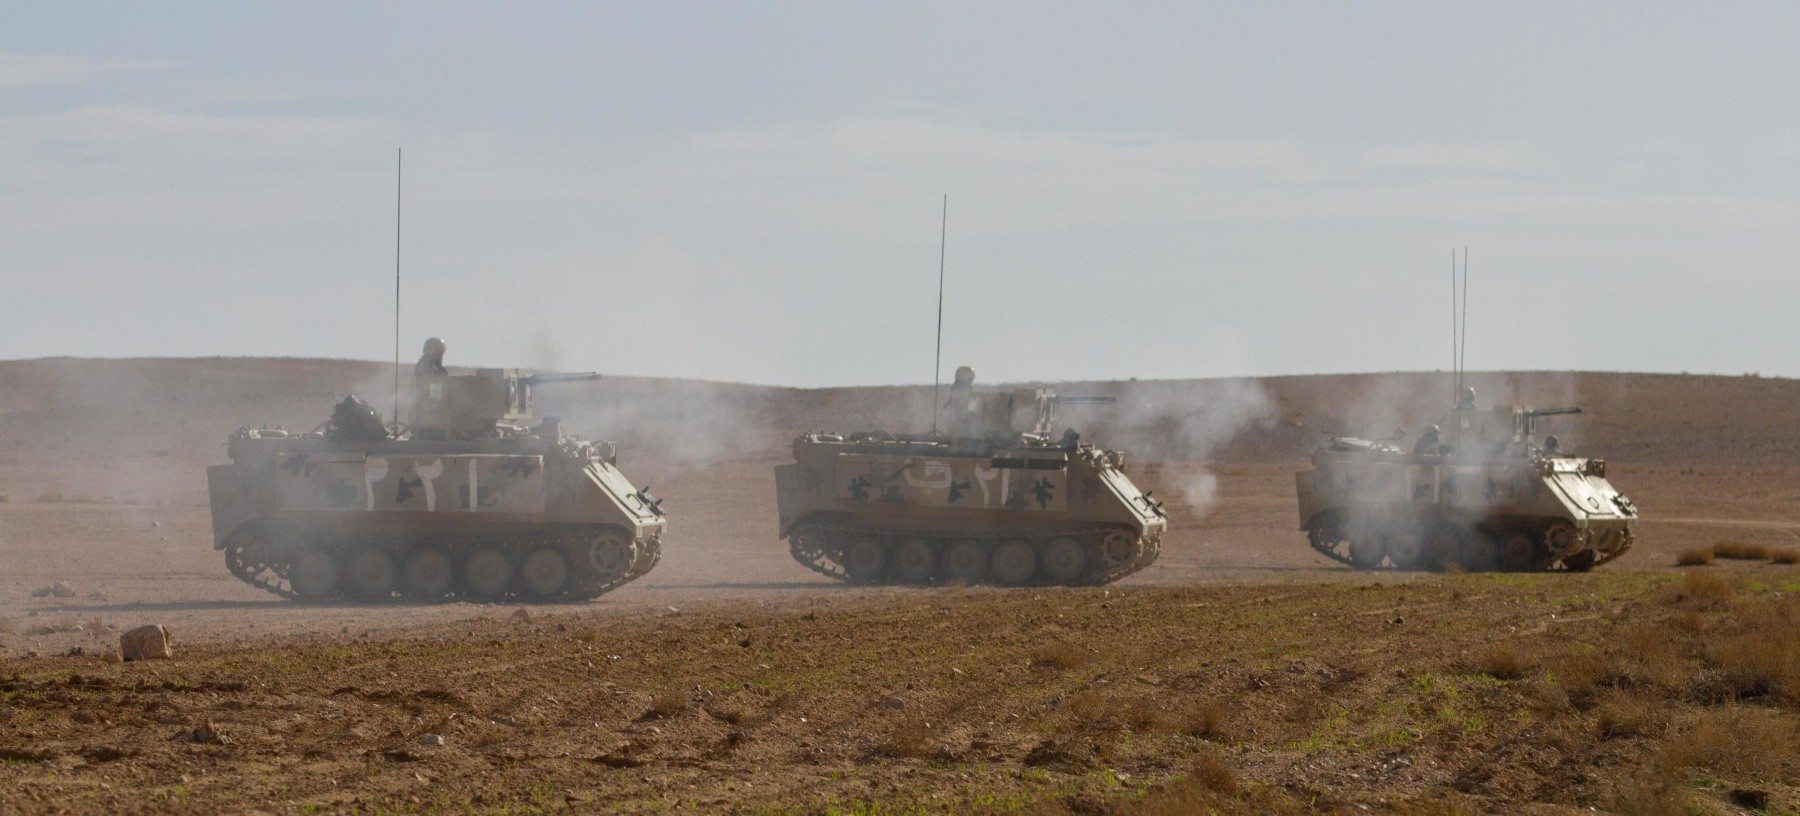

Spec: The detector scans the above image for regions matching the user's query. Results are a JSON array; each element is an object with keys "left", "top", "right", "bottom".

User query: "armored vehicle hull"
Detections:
[
  {"left": 1296, "top": 435, "right": 1636, "bottom": 572},
  {"left": 775, "top": 433, "right": 1165, "bottom": 586},
  {"left": 207, "top": 369, "right": 665, "bottom": 603}
]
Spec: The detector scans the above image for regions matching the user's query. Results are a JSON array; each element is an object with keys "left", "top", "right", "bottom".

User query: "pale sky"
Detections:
[{"left": 4, "top": 3, "right": 1796, "bottom": 386}]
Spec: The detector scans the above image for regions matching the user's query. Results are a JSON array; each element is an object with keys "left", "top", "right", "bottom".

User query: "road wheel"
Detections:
[
  {"left": 344, "top": 549, "right": 399, "bottom": 600},
  {"left": 891, "top": 539, "right": 937, "bottom": 584},
  {"left": 1423, "top": 526, "right": 1464, "bottom": 572},
  {"left": 289, "top": 548, "right": 341, "bottom": 600},
  {"left": 1386, "top": 531, "right": 1425, "bottom": 570},
  {"left": 841, "top": 539, "right": 887, "bottom": 584},
  {"left": 1041, "top": 537, "right": 1086, "bottom": 584},
  {"left": 1459, "top": 530, "right": 1500, "bottom": 572},
  {"left": 1347, "top": 535, "right": 1386, "bottom": 570},
  {"left": 1497, "top": 532, "right": 1546, "bottom": 572},
  {"left": 991, "top": 540, "right": 1038, "bottom": 586},
  {"left": 940, "top": 540, "right": 988, "bottom": 585},
  {"left": 401, "top": 548, "right": 456, "bottom": 600},
  {"left": 520, "top": 545, "right": 572, "bottom": 599},
  {"left": 461, "top": 547, "right": 515, "bottom": 600}
]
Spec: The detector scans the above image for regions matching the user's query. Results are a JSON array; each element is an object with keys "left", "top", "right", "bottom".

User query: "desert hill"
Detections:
[{"left": 2, "top": 357, "right": 1796, "bottom": 504}]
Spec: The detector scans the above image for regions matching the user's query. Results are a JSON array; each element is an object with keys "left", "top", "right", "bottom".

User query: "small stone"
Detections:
[
  {"left": 51, "top": 581, "right": 76, "bottom": 598},
  {"left": 120, "top": 625, "right": 173, "bottom": 661},
  {"left": 149, "top": 520, "right": 161, "bottom": 529},
  {"left": 418, "top": 733, "right": 445, "bottom": 746},
  {"left": 87, "top": 591, "right": 109, "bottom": 601},
  {"left": 63, "top": 646, "right": 86, "bottom": 657},
  {"left": 511, "top": 608, "right": 531, "bottom": 622}
]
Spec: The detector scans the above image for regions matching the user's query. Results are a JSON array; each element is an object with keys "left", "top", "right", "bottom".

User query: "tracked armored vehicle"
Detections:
[
  {"left": 207, "top": 358, "right": 665, "bottom": 602},
  {"left": 774, "top": 370, "right": 1165, "bottom": 586},
  {"left": 1296, "top": 391, "right": 1636, "bottom": 572}
]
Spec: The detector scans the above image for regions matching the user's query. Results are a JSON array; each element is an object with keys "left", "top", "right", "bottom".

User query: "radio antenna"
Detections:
[
  {"left": 931, "top": 194, "right": 948, "bottom": 435},
  {"left": 393, "top": 147, "right": 402, "bottom": 429},
  {"left": 1450, "top": 248, "right": 1459, "bottom": 400},
  {"left": 1460, "top": 246, "right": 1469, "bottom": 392}
]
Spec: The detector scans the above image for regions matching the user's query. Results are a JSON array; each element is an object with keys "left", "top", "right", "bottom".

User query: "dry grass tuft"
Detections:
[
  {"left": 1666, "top": 570, "right": 1733, "bottom": 609},
  {"left": 1711, "top": 540, "right": 1772, "bottom": 561},
  {"left": 1662, "top": 611, "right": 1707, "bottom": 635},
  {"left": 1029, "top": 641, "right": 1088, "bottom": 671},
  {"left": 639, "top": 691, "right": 689, "bottom": 721},
  {"left": 1126, "top": 750, "right": 1241, "bottom": 813},
  {"left": 873, "top": 717, "right": 938, "bottom": 759},
  {"left": 1674, "top": 547, "right": 1714, "bottom": 567},
  {"left": 1473, "top": 643, "right": 1535, "bottom": 680},
  {"left": 1705, "top": 597, "right": 1800, "bottom": 705},
  {"left": 1609, "top": 625, "right": 1689, "bottom": 691},
  {"left": 1771, "top": 548, "right": 1800, "bottom": 565},
  {"left": 1594, "top": 692, "right": 1666, "bottom": 740},
  {"left": 1175, "top": 700, "right": 1228, "bottom": 740},
  {"left": 1666, "top": 708, "right": 1796, "bottom": 779}
]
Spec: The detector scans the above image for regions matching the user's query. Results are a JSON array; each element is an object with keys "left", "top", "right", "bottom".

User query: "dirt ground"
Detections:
[{"left": 1, "top": 360, "right": 1797, "bottom": 813}]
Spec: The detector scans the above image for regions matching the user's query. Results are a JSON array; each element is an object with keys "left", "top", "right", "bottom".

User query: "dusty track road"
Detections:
[{"left": 2, "top": 571, "right": 1797, "bottom": 815}]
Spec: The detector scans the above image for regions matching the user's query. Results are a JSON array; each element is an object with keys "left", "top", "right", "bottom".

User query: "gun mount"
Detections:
[{"left": 410, "top": 368, "right": 600, "bottom": 440}]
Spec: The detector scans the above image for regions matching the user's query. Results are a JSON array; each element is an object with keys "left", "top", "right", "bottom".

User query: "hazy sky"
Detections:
[{"left": 4, "top": 3, "right": 1797, "bottom": 386}]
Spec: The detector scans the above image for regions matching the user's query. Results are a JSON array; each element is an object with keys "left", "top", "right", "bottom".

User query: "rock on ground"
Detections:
[{"left": 120, "top": 624, "right": 173, "bottom": 661}]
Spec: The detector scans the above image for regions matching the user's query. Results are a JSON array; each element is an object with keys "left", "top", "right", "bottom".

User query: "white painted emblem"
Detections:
[
  {"left": 363, "top": 458, "right": 389, "bottom": 511},
  {"left": 413, "top": 459, "right": 444, "bottom": 511}
]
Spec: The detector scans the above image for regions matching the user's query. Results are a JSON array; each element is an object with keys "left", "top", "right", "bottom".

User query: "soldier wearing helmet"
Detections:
[
  {"left": 946, "top": 366, "right": 982, "bottom": 438},
  {"left": 416, "top": 337, "right": 448, "bottom": 376}
]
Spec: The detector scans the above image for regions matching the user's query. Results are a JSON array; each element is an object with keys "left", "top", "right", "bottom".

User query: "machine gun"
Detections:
[
  {"left": 521, "top": 372, "right": 603, "bottom": 387},
  {"left": 1520, "top": 406, "right": 1582, "bottom": 439}
]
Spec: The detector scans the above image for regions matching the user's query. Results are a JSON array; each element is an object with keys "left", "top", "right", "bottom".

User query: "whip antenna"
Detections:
[
  {"left": 1460, "top": 246, "right": 1469, "bottom": 391},
  {"left": 1450, "top": 248, "right": 1459, "bottom": 400},
  {"left": 393, "top": 147, "right": 402, "bottom": 429},
  {"left": 931, "top": 194, "right": 947, "bottom": 434}
]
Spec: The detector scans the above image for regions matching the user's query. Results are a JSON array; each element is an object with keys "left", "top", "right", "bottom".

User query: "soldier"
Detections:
[
  {"left": 1453, "top": 386, "right": 1478, "bottom": 431},
  {"left": 946, "top": 366, "right": 981, "bottom": 437},
  {"left": 1412, "top": 424, "right": 1441, "bottom": 456},
  {"left": 415, "top": 337, "right": 448, "bottom": 375}
]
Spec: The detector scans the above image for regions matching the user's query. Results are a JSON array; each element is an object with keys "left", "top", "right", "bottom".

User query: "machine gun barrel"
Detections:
[
  {"left": 1049, "top": 396, "right": 1118, "bottom": 405},
  {"left": 522, "top": 372, "right": 603, "bottom": 386},
  {"left": 1524, "top": 407, "right": 1582, "bottom": 419}
]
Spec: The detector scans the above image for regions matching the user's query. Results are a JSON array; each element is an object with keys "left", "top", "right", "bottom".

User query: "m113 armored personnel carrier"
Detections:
[
  {"left": 1296, "top": 388, "right": 1636, "bottom": 572},
  {"left": 206, "top": 349, "right": 665, "bottom": 602},
  {"left": 774, "top": 368, "right": 1166, "bottom": 586}
]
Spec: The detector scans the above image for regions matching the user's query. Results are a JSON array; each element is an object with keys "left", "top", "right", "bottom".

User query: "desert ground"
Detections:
[{"left": 1, "top": 359, "right": 1796, "bottom": 814}]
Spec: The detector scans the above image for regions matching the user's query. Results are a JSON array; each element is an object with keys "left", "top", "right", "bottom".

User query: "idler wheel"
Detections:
[
  {"left": 289, "top": 548, "right": 341, "bottom": 600},
  {"left": 991, "top": 540, "right": 1038, "bottom": 586},
  {"left": 1347, "top": 535, "right": 1386, "bottom": 570},
  {"left": 1041, "top": 537, "right": 1086, "bottom": 584},
  {"left": 520, "top": 545, "right": 572, "bottom": 599},
  {"left": 345, "top": 549, "right": 400, "bottom": 600},
  {"left": 401, "top": 548, "right": 456, "bottom": 599},
  {"left": 940, "top": 541, "right": 988, "bottom": 585},
  {"left": 892, "top": 539, "right": 937, "bottom": 584},
  {"left": 461, "top": 547, "right": 515, "bottom": 600},
  {"left": 841, "top": 538, "right": 887, "bottom": 584}
]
